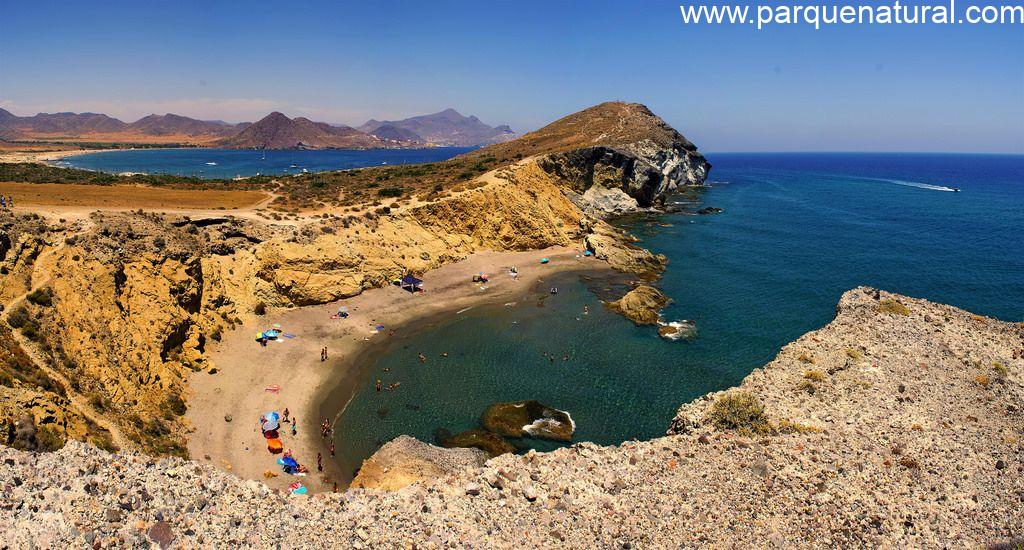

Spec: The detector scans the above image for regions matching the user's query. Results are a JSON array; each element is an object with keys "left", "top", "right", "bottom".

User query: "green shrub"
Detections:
[
  {"left": 7, "top": 306, "right": 29, "bottom": 329},
  {"left": 377, "top": 186, "right": 404, "bottom": 198},
  {"left": 161, "top": 393, "right": 187, "bottom": 418},
  {"left": 877, "top": 299, "right": 909, "bottom": 316},
  {"left": 26, "top": 288, "right": 53, "bottom": 307},
  {"left": 20, "top": 319, "right": 41, "bottom": 341},
  {"left": 35, "top": 425, "right": 65, "bottom": 452},
  {"left": 707, "top": 392, "right": 772, "bottom": 436}
]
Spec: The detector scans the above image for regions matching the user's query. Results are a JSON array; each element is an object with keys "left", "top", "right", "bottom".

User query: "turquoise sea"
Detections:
[
  {"left": 328, "top": 153, "right": 1024, "bottom": 480},
  {"left": 59, "top": 147, "right": 473, "bottom": 179}
]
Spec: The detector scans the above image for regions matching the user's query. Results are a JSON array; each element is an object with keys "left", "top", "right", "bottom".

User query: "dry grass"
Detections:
[
  {"left": 0, "top": 182, "right": 268, "bottom": 210},
  {"left": 803, "top": 370, "right": 827, "bottom": 382},
  {"left": 707, "top": 392, "right": 772, "bottom": 436}
]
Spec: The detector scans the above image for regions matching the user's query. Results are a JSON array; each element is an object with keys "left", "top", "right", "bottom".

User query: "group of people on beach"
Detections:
[{"left": 0, "top": 195, "right": 14, "bottom": 209}]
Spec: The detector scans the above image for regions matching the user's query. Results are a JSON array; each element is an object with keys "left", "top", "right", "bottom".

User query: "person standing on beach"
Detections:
[
  {"left": 283, "top": 408, "right": 290, "bottom": 423},
  {"left": 317, "top": 452, "right": 323, "bottom": 472},
  {"left": 291, "top": 418, "right": 297, "bottom": 436},
  {"left": 329, "top": 441, "right": 335, "bottom": 457}
]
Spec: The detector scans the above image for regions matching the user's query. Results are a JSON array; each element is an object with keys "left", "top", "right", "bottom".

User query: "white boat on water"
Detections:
[{"left": 205, "top": 162, "right": 218, "bottom": 165}]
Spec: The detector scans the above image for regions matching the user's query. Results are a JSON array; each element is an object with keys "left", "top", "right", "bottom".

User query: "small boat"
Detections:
[
  {"left": 205, "top": 162, "right": 218, "bottom": 166},
  {"left": 289, "top": 163, "right": 299, "bottom": 169},
  {"left": 550, "top": 287, "right": 558, "bottom": 295},
  {"left": 953, "top": 187, "right": 961, "bottom": 192},
  {"left": 302, "top": 168, "right": 308, "bottom": 173}
]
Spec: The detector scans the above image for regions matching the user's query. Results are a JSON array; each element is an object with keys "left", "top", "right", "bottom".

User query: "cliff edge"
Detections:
[{"left": 1, "top": 288, "right": 1020, "bottom": 547}]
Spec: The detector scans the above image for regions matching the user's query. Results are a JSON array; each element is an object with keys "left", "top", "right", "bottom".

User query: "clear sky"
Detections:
[{"left": 1, "top": 0, "right": 1021, "bottom": 152}]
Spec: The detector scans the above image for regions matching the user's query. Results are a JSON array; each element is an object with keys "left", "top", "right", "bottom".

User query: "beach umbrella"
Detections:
[
  {"left": 540, "top": 258, "right": 550, "bottom": 264},
  {"left": 282, "top": 456, "right": 298, "bottom": 468},
  {"left": 262, "top": 411, "right": 280, "bottom": 431},
  {"left": 375, "top": 324, "right": 385, "bottom": 331},
  {"left": 338, "top": 306, "right": 348, "bottom": 312}
]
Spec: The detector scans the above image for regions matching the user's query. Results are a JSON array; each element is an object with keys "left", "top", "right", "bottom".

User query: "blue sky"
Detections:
[{"left": 0, "top": 0, "right": 1021, "bottom": 152}]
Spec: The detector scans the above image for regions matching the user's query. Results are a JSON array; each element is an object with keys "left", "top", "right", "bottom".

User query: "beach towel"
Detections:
[{"left": 265, "top": 385, "right": 281, "bottom": 394}]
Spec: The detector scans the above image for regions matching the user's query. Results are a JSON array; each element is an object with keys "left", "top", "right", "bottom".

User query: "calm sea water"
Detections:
[
  {"left": 59, "top": 147, "right": 473, "bottom": 179},
  {"left": 329, "top": 153, "right": 1024, "bottom": 479}
]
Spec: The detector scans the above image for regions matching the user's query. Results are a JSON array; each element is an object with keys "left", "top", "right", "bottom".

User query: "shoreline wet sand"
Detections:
[{"left": 187, "top": 246, "right": 611, "bottom": 493}]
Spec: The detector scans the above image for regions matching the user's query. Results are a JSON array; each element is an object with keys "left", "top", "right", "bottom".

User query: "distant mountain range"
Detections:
[
  {"left": 0, "top": 107, "right": 515, "bottom": 149},
  {"left": 214, "top": 112, "right": 385, "bottom": 150},
  {"left": 358, "top": 108, "right": 516, "bottom": 147}
]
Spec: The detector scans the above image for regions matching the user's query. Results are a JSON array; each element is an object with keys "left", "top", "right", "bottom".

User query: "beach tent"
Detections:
[
  {"left": 280, "top": 456, "right": 299, "bottom": 474},
  {"left": 261, "top": 411, "right": 280, "bottom": 432},
  {"left": 400, "top": 275, "right": 424, "bottom": 293}
]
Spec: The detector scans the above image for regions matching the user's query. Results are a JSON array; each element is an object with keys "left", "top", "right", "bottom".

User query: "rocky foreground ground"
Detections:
[{"left": 1, "top": 287, "right": 1021, "bottom": 548}]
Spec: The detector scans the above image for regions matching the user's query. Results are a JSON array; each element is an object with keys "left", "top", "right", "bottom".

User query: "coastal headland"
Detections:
[
  {"left": 1, "top": 101, "right": 1019, "bottom": 547},
  {"left": 0, "top": 101, "right": 708, "bottom": 470}
]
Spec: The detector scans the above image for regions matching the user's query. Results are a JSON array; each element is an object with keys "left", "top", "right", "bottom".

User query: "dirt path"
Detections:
[{"left": 1, "top": 245, "right": 133, "bottom": 451}]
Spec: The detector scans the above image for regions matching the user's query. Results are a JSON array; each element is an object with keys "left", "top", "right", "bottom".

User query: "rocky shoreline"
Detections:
[{"left": 2, "top": 287, "right": 1020, "bottom": 547}]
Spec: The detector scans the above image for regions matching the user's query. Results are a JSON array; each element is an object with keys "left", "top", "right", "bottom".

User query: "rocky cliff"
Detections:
[
  {"left": 473, "top": 102, "right": 710, "bottom": 217},
  {"left": 0, "top": 102, "right": 699, "bottom": 457},
  {"left": 1, "top": 289, "right": 1019, "bottom": 547}
]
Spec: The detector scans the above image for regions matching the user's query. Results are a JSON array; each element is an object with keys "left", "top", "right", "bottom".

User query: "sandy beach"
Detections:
[
  {"left": 0, "top": 148, "right": 112, "bottom": 164},
  {"left": 186, "top": 246, "right": 609, "bottom": 493}
]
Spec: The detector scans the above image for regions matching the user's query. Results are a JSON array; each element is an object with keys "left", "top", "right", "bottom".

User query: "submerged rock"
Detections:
[
  {"left": 697, "top": 207, "right": 723, "bottom": 215},
  {"left": 482, "top": 401, "right": 575, "bottom": 442},
  {"left": 442, "top": 429, "right": 516, "bottom": 457},
  {"left": 658, "top": 320, "right": 697, "bottom": 341},
  {"left": 606, "top": 285, "right": 668, "bottom": 325}
]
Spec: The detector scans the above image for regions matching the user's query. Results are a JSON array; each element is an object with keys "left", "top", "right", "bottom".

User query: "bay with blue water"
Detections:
[
  {"left": 328, "top": 153, "right": 1023, "bottom": 478},
  {"left": 59, "top": 147, "right": 473, "bottom": 179}
]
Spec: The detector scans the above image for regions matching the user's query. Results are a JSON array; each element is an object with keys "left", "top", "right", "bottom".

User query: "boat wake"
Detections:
[{"left": 874, "top": 177, "right": 958, "bottom": 192}]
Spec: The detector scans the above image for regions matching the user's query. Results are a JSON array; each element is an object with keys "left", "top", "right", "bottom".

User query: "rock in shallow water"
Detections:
[
  {"left": 482, "top": 401, "right": 575, "bottom": 442},
  {"left": 658, "top": 320, "right": 697, "bottom": 341},
  {"left": 607, "top": 285, "right": 668, "bottom": 325}
]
